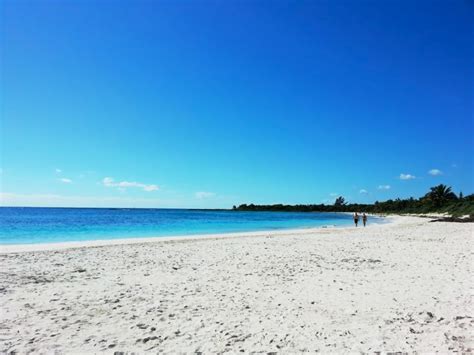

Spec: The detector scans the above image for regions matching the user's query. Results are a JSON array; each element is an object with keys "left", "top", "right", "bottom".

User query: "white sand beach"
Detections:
[{"left": 0, "top": 216, "right": 472, "bottom": 353}]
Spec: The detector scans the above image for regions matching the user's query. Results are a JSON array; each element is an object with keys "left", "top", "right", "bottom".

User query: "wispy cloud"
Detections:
[
  {"left": 428, "top": 169, "right": 442, "bottom": 176},
  {"left": 0, "top": 192, "right": 167, "bottom": 208},
  {"left": 359, "top": 189, "right": 368, "bottom": 194},
  {"left": 329, "top": 192, "right": 338, "bottom": 197},
  {"left": 59, "top": 178, "right": 72, "bottom": 184},
  {"left": 0, "top": 192, "right": 232, "bottom": 209},
  {"left": 55, "top": 168, "right": 62, "bottom": 173},
  {"left": 195, "top": 191, "right": 216, "bottom": 199},
  {"left": 399, "top": 173, "right": 416, "bottom": 180},
  {"left": 102, "top": 177, "right": 159, "bottom": 192},
  {"left": 377, "top": 185, "right": 391, "bottom": 190}
]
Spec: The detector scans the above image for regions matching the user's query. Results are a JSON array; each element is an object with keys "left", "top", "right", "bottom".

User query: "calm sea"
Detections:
[{"left": 0, "top": 207, "right": 381, "bottom": 245}]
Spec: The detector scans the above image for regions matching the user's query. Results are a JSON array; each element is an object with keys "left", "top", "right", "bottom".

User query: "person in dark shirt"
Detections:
[
  {"left": 362, "top": 213, "right": 368, "bottom": 227},
  {"left": 353, "top": 212, "right": 359, "bottom": 227}
]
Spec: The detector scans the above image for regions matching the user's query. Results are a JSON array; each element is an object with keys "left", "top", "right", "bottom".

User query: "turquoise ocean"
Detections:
[{"left": 0, "top": 207, "right": 383, "bottom": 245}]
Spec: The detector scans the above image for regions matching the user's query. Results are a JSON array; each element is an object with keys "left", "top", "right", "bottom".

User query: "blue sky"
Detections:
[{"left": 1, "top": 0, "right": 473, "bottom": 208}]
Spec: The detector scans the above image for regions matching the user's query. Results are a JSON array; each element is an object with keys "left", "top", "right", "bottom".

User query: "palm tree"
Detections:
[
  {"left": 426, "top": 184, "right": 457, "bottom": 207},
  {"left": 334, "top": 196, "right": 347, "bottom": 207}
]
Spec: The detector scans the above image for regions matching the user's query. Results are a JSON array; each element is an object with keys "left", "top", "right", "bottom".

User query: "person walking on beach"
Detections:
[
  {"left": 362, "top": 213, "right": 368, "bottom": 227},
  {"left": 353, "top": 212, "right": 359, "bottom": 227}
]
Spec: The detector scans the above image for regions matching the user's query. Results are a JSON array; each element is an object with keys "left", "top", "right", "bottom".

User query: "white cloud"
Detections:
[
  {"left": 195, "top": 191, "right": 216, "bottom": 199},
  {"left": 103, "top": 177, "right": 114, "bottom": 186},
  {"left": 377, "top": 185, "right": 391, "bottom": 190},
  {"left": 55, "top": 168, "right": 62, "bottom": 173},
  {"left": 102, "top": 177, "right": 159, "bottom": 192},
  {"left": 359, "top": 189, "right": 368, "bottom": 194},
  {"left": 329, "top": 192, "right": 338, "bottom": 197},
  {"left": 143, "top": 185, "right": 159, "bottom": 192},
  {"left": 399, "top": 173, "right": 416, "bottom": 180},
  {"left": 428, "top": 169, "right": 442, "bottom": 176},
  {"left": 59, "top": 178, "right": 72, "bottom": 184}
]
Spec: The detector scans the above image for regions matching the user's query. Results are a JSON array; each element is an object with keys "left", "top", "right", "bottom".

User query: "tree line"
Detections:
[{"left": 233, "top": 184, "right": 474, "bottom": 217}]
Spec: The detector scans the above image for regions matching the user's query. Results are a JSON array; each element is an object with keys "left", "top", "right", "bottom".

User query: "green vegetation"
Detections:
[
  {"left": 334, "top": 196, "right": 347, "bottom": 207},
  {"left": 233, "top": 184, "right": 474, "bottom": 217}
]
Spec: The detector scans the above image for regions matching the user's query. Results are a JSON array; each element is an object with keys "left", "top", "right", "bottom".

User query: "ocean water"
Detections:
[{"left": 0, "top": 207, "right": 382, "bottom": 245}]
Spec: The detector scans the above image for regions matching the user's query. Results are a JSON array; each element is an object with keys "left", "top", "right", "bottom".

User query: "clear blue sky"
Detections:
[{"left": 1, "top": 0, "right": 473, "bottom": 208}]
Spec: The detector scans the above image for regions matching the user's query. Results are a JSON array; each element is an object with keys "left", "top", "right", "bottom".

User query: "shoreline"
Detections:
[{"left": 0, "top": 215, "right": 394, "bottom": 254}]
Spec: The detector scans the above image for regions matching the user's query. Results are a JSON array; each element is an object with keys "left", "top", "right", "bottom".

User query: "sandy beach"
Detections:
[{"left": 0, "top": 216, "right": 472, "bottom": 353}]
